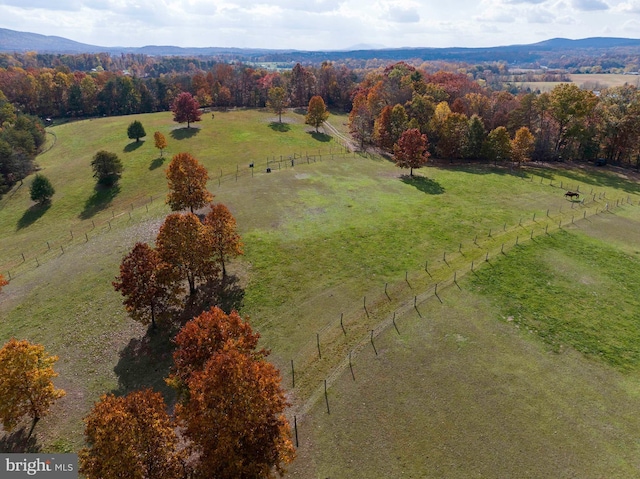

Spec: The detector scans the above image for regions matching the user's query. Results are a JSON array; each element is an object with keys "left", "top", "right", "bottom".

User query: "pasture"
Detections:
[
  {"left": 515, "top": 73, "right": 640, "bottom": 93},
  {"left": 1, "top": 109, "right": 640, "bottom": 477}
]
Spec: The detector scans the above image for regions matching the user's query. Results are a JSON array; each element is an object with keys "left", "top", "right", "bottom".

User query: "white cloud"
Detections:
[{"left": 616, "top": 0, "right": 640, "bottom": 13}]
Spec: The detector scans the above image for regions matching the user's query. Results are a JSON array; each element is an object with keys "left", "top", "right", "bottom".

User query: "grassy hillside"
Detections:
[{"left": 1, "top": 109, "right": 640, "bottom": 478}]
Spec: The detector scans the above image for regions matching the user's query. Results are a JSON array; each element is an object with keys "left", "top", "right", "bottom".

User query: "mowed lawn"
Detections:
[{"left": 1, "top": 108, "right": 640, "bottom": 478}]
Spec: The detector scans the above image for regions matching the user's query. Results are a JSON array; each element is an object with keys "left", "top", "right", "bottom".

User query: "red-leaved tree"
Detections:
[
  {"left": 113, "top": 242, "right": 178, "bottom": 329},
  {"left": 393, "top": 128, "right": 430, "bottom": 176},
  {"left": 171, "top": 92, "right": 202, "bottom": 128}
]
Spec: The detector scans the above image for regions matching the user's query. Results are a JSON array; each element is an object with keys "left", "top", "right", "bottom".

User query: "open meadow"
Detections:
[
  {"left": 515, "top": 73, "right": 640, "bottom": 92},
  {"left": 1, "top": 109, "right": 640, "bottom": 476}
]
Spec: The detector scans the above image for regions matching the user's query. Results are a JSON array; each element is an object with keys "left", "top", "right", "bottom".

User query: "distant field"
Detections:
[
  {"left": 2, "top": 109, "right": 640, "bottom": 478},
  {"left": 569, "top": 73, "right": 640, "bottom": 89},
  {"left": 515, "top": 73, "right": 640, "bottom": 92}
]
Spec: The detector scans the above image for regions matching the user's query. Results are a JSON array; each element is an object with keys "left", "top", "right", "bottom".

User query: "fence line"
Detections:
[
  {"left": 1, "top": 147, "right": 353, "bottom": 281},
  {"left": 286, "top": 190, "right": 637, "bottom": 420}
]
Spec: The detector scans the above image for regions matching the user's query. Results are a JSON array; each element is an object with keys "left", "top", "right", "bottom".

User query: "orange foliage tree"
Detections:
[
  {"left": 167, "top": 306, "right": 261, "bottom": 394},
  {"left": 112, "top": 242, "right": 178, "bottom": 329},
  {"left": 393, "top": 128, "right": 430, "bottom": 176},
  {"left": 0, "top": 274, "right": 8, "bottom": 293},
  {"left": 305, "top": 95, "right": 329, "bottom": 132},
  {"left": 79, "top": 389, "right": 183, "bottom": 479},
  {"left": 166, "top": 152, "right": 213, "bottom": 213},
  {"left": 511, "top": 126, "right": 535, "bottom": 164},
  {"left": 154, "top": 131, "right": 168, "bottom": 157},
  {"left": 204, "top": 203, "right": 243, "bottom": 278},
  {"left": 156, "top": 213, "right": 218, "bottom": 295},
  {"left": 170, "top": 307, "right": 294, "bottom": 479},
  {"left": 0, "top": 339, "right": 65, "bottom": 436}
]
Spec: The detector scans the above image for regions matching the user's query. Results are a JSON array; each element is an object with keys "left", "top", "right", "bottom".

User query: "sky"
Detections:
[{"left": 1, "top": 0, "right": 640, "bottom": 51}]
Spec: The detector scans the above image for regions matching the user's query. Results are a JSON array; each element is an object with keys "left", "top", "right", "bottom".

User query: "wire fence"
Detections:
[
  {"left": 284, "top": 180, "right": 638, "bottom": 430},
  {"left": 0, "top": 144, "right": 356, "bottom": 282}
]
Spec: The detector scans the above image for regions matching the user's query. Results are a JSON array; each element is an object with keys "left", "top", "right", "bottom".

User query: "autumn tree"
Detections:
[
  {"left": 202, "top": 203, "right": 243, "bottom": 278},
  {"left": 113, "top": 242, "right": 178, "bottom": 329},
  {"left": 305, "top": 95, "right": 329, "bottom": 132},
  {"left": 393, "top": 128, "right": 430, "bottom": 176},
  {"left": 511, "top": 127, "right": 535, "bottom": 164},
  {"left": 349, "top": 92, "right": 374, "bottom": 149},
  {"left": 171, "top": 91, "right": 202, "bottom": 128},
  {"left": 80, "top": 389, "right": 183, "bottom": 479},
  {"left": 29, "top": 174, "right": 55, "bottom": 204},
  {"left": 170, "top": 307, "right": 295, "bottom": 479},
  {"left": 127, "top": 120, "right": 146, "bottom": 142},
  {"left": 373, "top": 105, "right": 394, "bottom": 150},
  {"left": 267, "top": 86, "right": 287, "bottom": 123},
  {"left": 167, "top": 306, "right": 261, "bottom": 394},
  {"left": 548, "top": 83, "right": 598, "bottom": 158},
  {"left": 0, "top": 274, "right": 8, "bottom": 293},
  {"left": 156, "top": 212, "right": 218, "bottom": 295},
  {"left": 0, "top": 339, "right": 65, "bottom": 436},
  {"left": 154, "top": 131, "right": 168, "bottom": 157},
  {"left": 91, "top": 150, "right": 123, "bottom": 186},
  {"left": 166, "top": 152, "right": 213, "bottom": 213}
]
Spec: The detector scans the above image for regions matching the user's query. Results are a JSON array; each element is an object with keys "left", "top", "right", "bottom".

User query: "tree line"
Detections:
[
  {"left": 2, "top": 58, "right": 640, "bottom": 200},
  {"left": 0, "top": 61, "right": 355, "bottom": 119},
  {"left": 0, "top": 90, "right": 46, "bottom": 194},
  {"left": 348, "top": 62, "right": 640, "bottom": 168}
]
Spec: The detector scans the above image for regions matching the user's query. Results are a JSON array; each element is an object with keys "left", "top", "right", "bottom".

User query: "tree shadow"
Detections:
[
  {"left": 16, "top": 202, "right": 51, "bottom": 230},
  {"left": 149, "top": 157, "right": 165, "bottom": 170},
  {"left": 0, "top": 426, "right": 41, "bottom": 452},
  {"left": 170, "top": 127, "right": 200, "bottom": 140},
  {"left": 558, "top": 167, "right": 640, "bottom": 195},
  {"left": 79, "top": 184, "right": 121, "bottom": 220},
  {"left": 112, "top": 322, "right": 177, "bottom": 404},
  {"left": 182, "top": 274, "right": 246, "bottom": 320},
  {"left": 401, "top": 175, "right": 445, "bottom": 195},
  {"left": 124, "top": 141, "right": 144, "bottom": 153},
  {"left": 268, "top": 122, "right": 290, "bottom": 133},
  {"left": 309, "top": 131, "right": 331, "bottom": 142}
]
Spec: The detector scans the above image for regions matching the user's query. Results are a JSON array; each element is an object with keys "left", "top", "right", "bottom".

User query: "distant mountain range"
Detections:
[{"left": 2, "top": 27, "right": 640, "bottom": 65}]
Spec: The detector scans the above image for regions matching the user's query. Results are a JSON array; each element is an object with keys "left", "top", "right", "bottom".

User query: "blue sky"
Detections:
[{"left": 1, "top": 0, "right": 639, "bottom": 50}]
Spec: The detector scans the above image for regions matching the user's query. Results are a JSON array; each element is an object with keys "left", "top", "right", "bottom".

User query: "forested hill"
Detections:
[{"left": 2, "top": 27, "right": 640, "bottom": 66}]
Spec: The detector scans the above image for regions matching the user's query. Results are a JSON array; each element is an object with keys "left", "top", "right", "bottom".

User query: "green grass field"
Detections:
[{"left": 2, "top": 109, "right": 640, "bottom": 477}]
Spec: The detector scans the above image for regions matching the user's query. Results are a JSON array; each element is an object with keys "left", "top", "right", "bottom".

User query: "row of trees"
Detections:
[
  {"left": 113, "top": 152, "right": 242, "bottom": 326},
  {"left": 104, "top": 153, "right": 294, "bottom": 477},
  {"left": 0, "top": 61, "right": 356, "bottom": 119},
  {"left": 348, "top": 62, "right": 640, "bottom": 166}
]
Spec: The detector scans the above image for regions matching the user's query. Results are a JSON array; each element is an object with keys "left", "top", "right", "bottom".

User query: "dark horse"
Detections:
[{"left": 564, "top": 191, "right": 580, "bottom": 200}]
